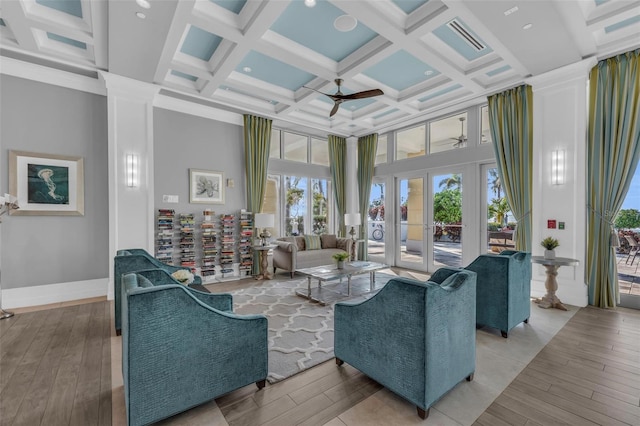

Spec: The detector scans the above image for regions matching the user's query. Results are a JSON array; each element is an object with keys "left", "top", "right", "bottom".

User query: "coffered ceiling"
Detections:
[{"left": 1, "top": 0, "right": 638, "bottom": 137}]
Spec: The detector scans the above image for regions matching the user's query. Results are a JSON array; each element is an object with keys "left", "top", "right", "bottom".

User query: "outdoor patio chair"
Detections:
[{"left": 625, "top": 235, "right": 639, "bottom": 265}]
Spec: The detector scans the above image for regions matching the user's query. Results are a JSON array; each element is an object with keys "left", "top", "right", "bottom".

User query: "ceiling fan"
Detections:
[
  {"left": 451, "top": 117, "right": 467, "bottom": 148},
  {"left": 304, "top": 78, "right": 384, "bottom": 117}
]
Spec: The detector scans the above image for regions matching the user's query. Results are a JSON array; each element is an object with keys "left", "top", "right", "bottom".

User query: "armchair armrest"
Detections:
[
  {"left": 135, "top": 269, "right": 232, "bottom": 312},
  {"left": 274, "top": 241, "right": 296, "bottom": 253}
]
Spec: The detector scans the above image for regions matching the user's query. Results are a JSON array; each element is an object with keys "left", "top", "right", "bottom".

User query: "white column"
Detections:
[
  {"left": 101, "top": 72, "right": 160, "bottom": 299},
  {"left": 527, "top": 58, "right": 596, "bottom": 307}
]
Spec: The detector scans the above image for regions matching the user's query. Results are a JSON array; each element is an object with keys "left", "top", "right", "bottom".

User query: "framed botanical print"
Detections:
[{"left": 189, "top": 169, "right": 224, "bottom": 204}]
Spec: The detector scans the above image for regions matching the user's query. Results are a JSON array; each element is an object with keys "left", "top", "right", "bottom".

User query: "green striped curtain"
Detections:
[
  {"left": 328, "top": 135, "right": 347, "bottom": 237},
  {"left": 487, "top": 85, "right": 533, "bottom": 252},
  {"left": 243, "top": 114, "right": 272, "bottom": 274},
  {"left": 587, "top": 49, "right": 640, "bottom": 308},
  {"left": 357, "top": 133, "right": 378, "bottom": 260}
]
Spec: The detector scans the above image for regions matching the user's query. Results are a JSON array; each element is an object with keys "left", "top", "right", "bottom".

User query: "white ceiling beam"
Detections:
[
  {"left": 89, "top": 0, "right": 107, "bottom": 69},
  {"left": 153, "top": 1, "right": 198, "bottom": 84},
  {"left": 2, "top": 0, "right": 40, "bottom": 51}
]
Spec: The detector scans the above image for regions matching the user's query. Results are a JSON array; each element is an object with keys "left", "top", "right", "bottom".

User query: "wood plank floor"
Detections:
[
  {"left": 2, "top": 285, "right": 639, "bottom": 425},
  {"left": 474, "top": 305, "right": 640, "bottom": 426},
  {"left": 0, "top": 301, "right": 111, "bottom": 426}
]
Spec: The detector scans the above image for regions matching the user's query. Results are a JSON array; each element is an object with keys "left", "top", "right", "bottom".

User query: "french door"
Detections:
[{"left": 396, "top": 168, "right": 465, "bottom": 273}]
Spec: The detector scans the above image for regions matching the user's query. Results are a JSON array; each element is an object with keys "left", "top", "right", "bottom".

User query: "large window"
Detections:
[
  {"left": 283, "top": 132, "right": 307, "bottom": 162},
  {"left": 312, "top": 178, "right": 330, "bottom": 234},
  {"left": 375, "top": 134, "right": 387, "bottom": 165},
  {"left": 396, "top": 125, "right": 426, "bottom": 160},
  {"left": 262, "top": 174, "right": 281, "bottom": 237},
  {"left": 429, "top": 112, "right": 468, "bottom": 153},
  {"left": 311, "top": 138, "right": 329, "bottom": 166},
  {"left": 285, "top": 176, "right": 307, "bottom": 235},
  {"left": 481, "top": 106, "right": 491, "bottom": 145},
  {"left": 283, "top": 176, "right": 333, "bottom": 236}
]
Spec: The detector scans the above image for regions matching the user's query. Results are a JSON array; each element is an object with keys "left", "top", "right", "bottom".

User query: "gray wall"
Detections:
[
  {"left": 153, "top": 108, "right": 246, "bottom": 217},
  {"left": 1, "top": 75, "right": 109, "bottom": 289}
]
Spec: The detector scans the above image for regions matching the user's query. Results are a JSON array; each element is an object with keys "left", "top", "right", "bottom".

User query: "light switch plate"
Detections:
[{"left": 163, "top": 195, "right": 179, "bottom": 203}]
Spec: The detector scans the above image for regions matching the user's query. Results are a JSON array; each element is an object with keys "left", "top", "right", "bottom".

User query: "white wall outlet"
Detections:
[{"left": 163, "top": 195, "right": 179, "bottom": 203}]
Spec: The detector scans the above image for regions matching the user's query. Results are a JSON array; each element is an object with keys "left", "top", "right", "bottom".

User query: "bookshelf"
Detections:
[
  {"left": 179, "top": 213, "right": 196, "bottom": 271},
  {"left": 200, "top": 209, "right": 218, "bottom": 282},
  {"left": 238, "top": 210, "right": 254, "bottom": 277},
  {"left": 220, "top": 213, "right": 236, "bottom": 279},
  {"left": 156, "top": 209, "right": 175, "bottom": 265}
]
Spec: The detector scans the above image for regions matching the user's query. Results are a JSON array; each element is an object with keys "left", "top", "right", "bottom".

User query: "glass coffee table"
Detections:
[{"left": 295, "top": 261, "right": 388, "bottom": 304}]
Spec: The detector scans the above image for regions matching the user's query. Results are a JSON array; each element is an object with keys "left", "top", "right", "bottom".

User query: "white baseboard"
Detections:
[{"left": 2, "top": 278, "right": 108, "bottom": 309}]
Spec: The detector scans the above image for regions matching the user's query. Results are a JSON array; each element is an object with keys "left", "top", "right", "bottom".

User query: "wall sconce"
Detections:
[
  {"left": 551, "top": 149, "right": 565, "bottom": 185},
  {"left": 126, "top": 154, "right": 139, "bottom": 187}
]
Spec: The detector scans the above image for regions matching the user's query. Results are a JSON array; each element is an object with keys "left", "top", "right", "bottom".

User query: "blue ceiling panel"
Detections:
[
  {"left": 594, "top": 0, "right": 610, "bottom": 5},
  {"left": 605, "top": 15, "right": 640, "bottom": 33},
  {"left": 171, "top": 70, "right": 198, "bottom": 82},
  {"left": 181, "top": 26, "right": 222, "bottom": 61},
  {"left": 209, "top": 0, "right": 247, "bottom": 14},
  {"left": 47, "top": 32, "right": 86, "bottom": 49},
  {"left": 271, "top": 0, "right": 377, "bottom": 62},
  {"left": 418, "top": 84, "right": 462, "bottom": 102},
  {"left": 36, "top": 0, "right": 82, "bottom": 18},
  {"left": 236, "top": 51, "right": 315, "bottom": 91},
  {"left": 486, "top": 65, "right": 512, "bottom": 77},
  {"left": 433, "top": 18, "right": 492, "bottom": 61},
  {"left": 391, "top": 0, "right": 429, "bottom": 14},
  {"left": 362, "top": 50, "right": 439, "bottom": 91}
]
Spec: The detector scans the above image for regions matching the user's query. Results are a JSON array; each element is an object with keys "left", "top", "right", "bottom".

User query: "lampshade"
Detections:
[
  {"left": 254, "top": 213, "right": 274, "bottom": 228},
  {"left": 344, "top": 213, "right": 361, "bottom": 226}
]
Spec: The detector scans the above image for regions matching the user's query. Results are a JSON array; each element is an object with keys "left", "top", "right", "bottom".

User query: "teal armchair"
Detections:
[
  {"left": 122, "top": 272, "right": 267, "bottom": 426},
  {"left": 334, "top": 268, "right": 477, "bottom": 419},
  {"left": 114, "top": 248, "right": 202, "bottom": 334},
  {"left": 465, "top": 250, "right": 531, "bottom": 338}
]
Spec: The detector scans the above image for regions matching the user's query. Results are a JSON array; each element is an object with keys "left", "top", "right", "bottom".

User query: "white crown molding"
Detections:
[
  {"left": 0, "top": 55, "right": 105, "bottom": 95},
  {"left": 526, "top": 57, "right": 597, "bottom": 92},
  {"left": 2, "top": 278, "right": 108, "bottom": 308},
  {"left": 99, "top": 71, "right": 160, "bottom": 101},
  {"left": 154, "top": 93, "right": 244, "bottom": 126}
]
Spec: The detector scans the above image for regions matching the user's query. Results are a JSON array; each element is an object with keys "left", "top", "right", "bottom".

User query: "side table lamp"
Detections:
[
  {"left": 254, "top": 213, "right": 274, "bottom": 246},
  {"left": 0, "top": 194, "right": 19, "bottom": 319},
  {"left": 344, "top": 213, "right": 361, "bottom": 261}
]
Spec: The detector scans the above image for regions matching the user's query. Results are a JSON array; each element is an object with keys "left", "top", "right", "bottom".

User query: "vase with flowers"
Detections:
[
  {"left": 171, "top": 269, "right": 195, "bottom": 285},
  {"left": 541, "top": 237, "right": 559, "bottom": 260},
  {"left": 332, "top": 252, "right": 350, "bottom": 269}
]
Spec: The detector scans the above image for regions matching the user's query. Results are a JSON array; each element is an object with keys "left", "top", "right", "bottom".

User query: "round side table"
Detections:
[{"left": 531, "top": 256, "right": 579, "bottom": 311}]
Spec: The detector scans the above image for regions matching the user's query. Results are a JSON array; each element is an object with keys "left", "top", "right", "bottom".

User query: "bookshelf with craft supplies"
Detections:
[
  {"left": 219, "top": 213, "right": 239, "bottom": 280},
  {"left": 238, "top": 210, "right": 254, "bottom": 277},
  {"left": 178, "top": 213, "right": 196, "bottom": 271},
  {"left": 200, "top": 209, "right": 218, "bottom": 282},
  {"left": 156, "top": 209, "right": 176, "bottom": 265}
]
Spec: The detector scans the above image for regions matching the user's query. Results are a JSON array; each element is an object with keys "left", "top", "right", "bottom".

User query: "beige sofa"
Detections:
[{"left": 273, "top": 234, "right": 353, "bottom": 277}]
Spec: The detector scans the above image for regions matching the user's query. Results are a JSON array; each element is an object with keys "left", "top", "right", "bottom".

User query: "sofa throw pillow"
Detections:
[
  {"left": 304, "top": 235, "right": 322, "bottom": 250},
  {"left": 320, "top": 234, "right": 337, "bottom": 249},
  {"left": 295, "top": 236, "right": 306, "bottom": 251}
]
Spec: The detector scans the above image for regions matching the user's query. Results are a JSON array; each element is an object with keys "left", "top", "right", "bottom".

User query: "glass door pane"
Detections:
[
  {"left": 367, "top": 180, "right": 385, "bottom": 261},
  {"left": 311, "top": 178, "right": 329, "bottom": 234},
  {"left": 432, "top": 173, "right": 463, "bottom": 268},
  {"left": 399, "top": 177, "right": 425, "bottom": 267},
  {"left": 285, "top": 176, "right": 306, "bottom": 236},
  {"left": 485, "top": 166, "right": 514, "bottom": 253}
]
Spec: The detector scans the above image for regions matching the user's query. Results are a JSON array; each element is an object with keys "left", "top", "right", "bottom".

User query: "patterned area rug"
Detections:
[{"left": 230, "top": 273, "right": 394, "bottom": 383}]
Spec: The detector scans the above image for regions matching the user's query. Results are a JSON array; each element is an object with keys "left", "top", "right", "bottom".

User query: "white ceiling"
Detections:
[{"left": 1, "top": 0, "right": 639, "bottom": 138}]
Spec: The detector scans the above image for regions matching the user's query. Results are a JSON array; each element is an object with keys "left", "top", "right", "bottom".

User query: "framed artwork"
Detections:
[
  {"left": 189, "top": 169, "right": 224, "bottom": 204},
  {"left": 9, "top": 150, "right": 84, "bottom": 216}
]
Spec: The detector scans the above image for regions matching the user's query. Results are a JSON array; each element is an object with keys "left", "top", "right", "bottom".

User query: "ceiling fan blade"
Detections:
[
  {"left": 333, "top": 89, "right": 384, "bottom": 101},
  {"left": 329, "top": 102, "right": 340, "bottom": 117},
  {"left": 302, "top": 86, "right": 334, "bottom": 98}
]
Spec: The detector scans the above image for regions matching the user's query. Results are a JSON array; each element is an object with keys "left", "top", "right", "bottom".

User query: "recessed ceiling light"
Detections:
[
  {"left": 522, "top": 23, "right": 533, "bottom": 30},
  {"left": 334, "top": 15, "right": 357, "bottom": 32},
  {"left": 243, "top": 66, "right": 252, "bottom": 73},
  {"left": 304, "top": 0, "right": 316, "bottom": 7},
  {"left": 135, "top": 12, "right": 146, "bottom": 19},
  {"left": 136, "top": 0, "right": 151, "bottom": 9},
  {"left": 424, "top": 70, "right": 433, "bottom": 76},
  {"left": 503, "top": 6, "right": 519, "bottom": 16}
]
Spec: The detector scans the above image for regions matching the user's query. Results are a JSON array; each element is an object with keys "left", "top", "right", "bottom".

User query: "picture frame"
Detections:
[
  {"left": 189, "top": 169, "right": 224, "bottom": 204},
  {"left": 9, "top": 150, "right": 84, "bottom": 216}
]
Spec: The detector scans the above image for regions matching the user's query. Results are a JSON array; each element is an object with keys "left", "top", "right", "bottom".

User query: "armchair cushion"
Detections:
[{"left": 334, "top": 268, "right": 476, "bottom": 416}]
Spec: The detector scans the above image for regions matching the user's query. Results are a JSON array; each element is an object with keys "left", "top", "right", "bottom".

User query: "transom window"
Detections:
[
  {"left": 429, "top": 112, "right": 468, "bottom": 153},
  {"left": 396, "top": 124, "right": 426, "bottom": 160}
]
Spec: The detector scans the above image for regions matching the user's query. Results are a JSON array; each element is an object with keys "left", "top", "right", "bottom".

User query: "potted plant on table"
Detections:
[
  {"left": 540, "top": 237, "right": 559, "bottom": 260},
  {"left": 332, "top": 252, "right": 350, "bottom": 269}
]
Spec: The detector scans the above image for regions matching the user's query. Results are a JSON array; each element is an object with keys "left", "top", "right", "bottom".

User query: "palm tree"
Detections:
[
  {"left": 438, "top": 174, "right": 462, "bottom": 190},
  {"left": 489, "top": 168, "right": 502, "bottom": 199},
  {"left": 488, "top": 197, "right": 510, "bottom": 227}
]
